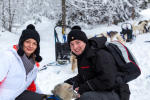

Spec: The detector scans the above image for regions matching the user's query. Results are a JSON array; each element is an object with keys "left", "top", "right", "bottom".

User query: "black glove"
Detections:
[
  {"left": 64, "top": 78, "right": 74, "bottom": 85},
  {"left": 78, "top": 82, "right": 91, "bottom": 95},
  {"left": 42, "top": 95, "right": 50, "bottom": 100},
  {"left": 65, "top": 78, "right": 79, "bottom": 89}
]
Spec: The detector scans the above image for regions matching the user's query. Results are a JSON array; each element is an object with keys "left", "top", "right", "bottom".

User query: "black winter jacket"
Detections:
[{"left": 65, "top": 37, "right": 128, "bottom": 96}]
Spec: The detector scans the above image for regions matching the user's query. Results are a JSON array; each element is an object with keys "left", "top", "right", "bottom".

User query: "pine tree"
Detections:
[
  {"left": 66, "top": 0, "right": 149, "bottom": 26},
  {"left": 0, "top": 0, "right": 149, "bottom": 30}
]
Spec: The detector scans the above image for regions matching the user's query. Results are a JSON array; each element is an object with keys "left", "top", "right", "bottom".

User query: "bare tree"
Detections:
[
  {"left": 0, "top": 0, "right": 17, "bottom": 32},
  {"left": 1, "top": 0, "right": 6, "bottom": 32},
  {"left": 7, "top": 0, "right": 15, "bottom": 32}
]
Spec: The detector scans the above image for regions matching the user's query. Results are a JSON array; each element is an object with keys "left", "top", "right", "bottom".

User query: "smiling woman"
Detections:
[
  {"left": 70, "top": 40, "right": 86, "bottom": 56},
  {"left": 23, "top": 39, "right": 37, "bottom": 57},
  {"left": 0, "top": 24, "right": 51, "bottom": 100},
  {"left": 65, "top": 26, "right": 121, "bottom": 100},
  {"left": 17, "top": 26, "right": 42, "bottom": 62}
]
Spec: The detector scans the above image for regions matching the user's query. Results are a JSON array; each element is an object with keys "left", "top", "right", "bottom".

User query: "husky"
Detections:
[
  {"left": 47, "top": 83, "right": 78, "bottom": 100},
  {"left": 98, "top": 31, "right": 126, "bottom": 44},
  {"left": 132, "top": 21, "right": 147, "bottom": 35}
]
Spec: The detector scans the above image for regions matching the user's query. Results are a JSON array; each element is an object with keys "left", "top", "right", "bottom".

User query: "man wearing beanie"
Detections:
[
  {"left": 0, "top": 24, "right": 49, "bottom": 100},
  {"left": 64, "top": 26, "right": 121, "bottom": 100}
]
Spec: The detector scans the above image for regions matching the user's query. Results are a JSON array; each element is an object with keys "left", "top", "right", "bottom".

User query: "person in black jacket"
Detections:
[{"left": 64, "top": 27, "right": 130, "bottom": 100}]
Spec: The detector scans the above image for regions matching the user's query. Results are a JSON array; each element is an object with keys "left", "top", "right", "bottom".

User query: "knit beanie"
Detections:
[
  {"left": 71, "top": 25, "right": 81, "bottom": 30},
  {"left": 17, "top": 24, "right": 42, "bottom": 62},
  {"left": 26, "top": 24, "right": 35, "bottom": 30},
  {"left": 67, "top": 29, "right": 88, "bottom": 45}
]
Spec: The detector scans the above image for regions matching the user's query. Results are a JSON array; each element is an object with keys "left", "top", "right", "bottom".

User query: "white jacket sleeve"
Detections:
[
  {"left": 35, "top": 82, "right": 42, "bottom": 94},
  {"left": 0, "top": 52, "right": 10, "bottom": 82},
  {"left": 34, "top": 75, "right": 42, "bottom": 94}
]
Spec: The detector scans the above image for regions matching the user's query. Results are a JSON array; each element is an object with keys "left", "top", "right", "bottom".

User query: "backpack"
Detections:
[
  {"left": 89, "top": 37, "right": 141, "bottom": 83},
  {"left": 105, "top": 41, "right": 141, "bottom": 83}
]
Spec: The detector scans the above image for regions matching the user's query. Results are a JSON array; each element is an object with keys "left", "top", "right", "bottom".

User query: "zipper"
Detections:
[{"left": 26, "top": 76, "right": 27, "bottom": 81}]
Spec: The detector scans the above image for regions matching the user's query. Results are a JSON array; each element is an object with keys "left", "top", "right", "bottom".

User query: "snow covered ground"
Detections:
[{"left": 0, "top": 9, "right": 150, "bottom": 100}]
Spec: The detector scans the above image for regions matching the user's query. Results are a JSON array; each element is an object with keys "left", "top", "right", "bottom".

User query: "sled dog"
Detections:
[
  {"left": 98, "top": 31, "right": 125, "bottom": 44},
  {"left": 51, "top": 83, "right": 78, "bottom": 100},
  {"left": 132, "top": 21, "right": 147, "bottom": 35}
]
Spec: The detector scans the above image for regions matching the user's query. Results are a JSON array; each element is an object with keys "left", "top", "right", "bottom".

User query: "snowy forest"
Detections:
[
  {"left": 0, "top": 0, "right": 149, "bottom": 32},
  {"left": 1, "top": 1, "right": 150, "bottom": 100}
]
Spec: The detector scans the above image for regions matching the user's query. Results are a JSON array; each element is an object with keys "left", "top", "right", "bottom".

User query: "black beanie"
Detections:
[
  {"left": 17, "top": 25, "right": 42, "bottom": 62},
  {"left": 67, "top": 29, "right": 88, "bottom": 45},
  {"left": 26, "top": 24, "right": 35, "bottom": 30},
  {"left": 71, "top": 25, "right": 81, "bottom": 30}
]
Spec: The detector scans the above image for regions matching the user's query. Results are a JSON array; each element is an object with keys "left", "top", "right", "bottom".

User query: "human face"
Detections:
[
  {"left": 23, "top": 38, "right": 37, "bottom": 57},
  {"left": 70, "top": 40, "right": 86, "bottom": 56}
]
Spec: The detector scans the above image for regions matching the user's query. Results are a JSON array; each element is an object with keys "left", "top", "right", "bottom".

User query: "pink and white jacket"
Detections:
[{"left": 0, "top": 47, "right": 41, "bottom": 100}]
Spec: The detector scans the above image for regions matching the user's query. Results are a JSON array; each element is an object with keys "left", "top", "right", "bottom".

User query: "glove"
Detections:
[
  {"left": 78, "top": 82, "right": 91, "bottom": 94},
  {"left": 64, "top": 78, "right": 74, "bottom": 85},
  {"left": 42, "top": 95, "right": 50, "bottom": 100}
]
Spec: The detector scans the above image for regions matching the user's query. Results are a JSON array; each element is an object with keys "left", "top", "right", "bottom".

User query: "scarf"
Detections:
[{"left": 21, "top": 54, "right": 35, "bottom": 75}]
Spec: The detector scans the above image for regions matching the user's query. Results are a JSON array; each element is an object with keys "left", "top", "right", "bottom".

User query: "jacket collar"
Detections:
[
  {"left": 76, "top": 43, "right": 89, "bottom": 59},
  {"left": 75, "top": 43, "right": 95, "bottom": 60},
  {"left": 88, "top": 36, "right": 107, "bottom": 49},
  {"left": 86, "top": 37, "right": 107, "bottom": 58},
  {"left": 75, "top": 37, "right": 107, "bottom": 59}
]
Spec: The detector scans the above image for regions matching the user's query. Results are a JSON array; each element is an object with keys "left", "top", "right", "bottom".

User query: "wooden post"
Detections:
[
  {"left": 62, "top": 0, "right": 66, "bottom": 35},
  {"left": 131, "top": 7, "right": 135, "bottom": 20}
]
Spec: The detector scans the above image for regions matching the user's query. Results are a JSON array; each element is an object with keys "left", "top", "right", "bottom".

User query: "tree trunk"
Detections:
[
  {"left": 1, "top": 0, "right": 6, "bottom": 32},
  {"left": 62, "top": 0, "right": 66, "bottom": 35},
  {"left": 131, "top": 7, "right": 135, "bottom": 20}
]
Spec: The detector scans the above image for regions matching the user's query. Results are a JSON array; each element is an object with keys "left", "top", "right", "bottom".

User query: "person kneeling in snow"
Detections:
[
  {"left": 64, "top": 26, "right": 130, "bottom": 100},
  {"left": 0, "top": 24, "right": 49, "bottom": 100}
]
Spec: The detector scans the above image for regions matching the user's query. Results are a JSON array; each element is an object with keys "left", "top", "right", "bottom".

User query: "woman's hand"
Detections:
[
  {"left": 75, "top": 87, "right": 79, "bottom": 92},
  {"left": 75, "top": 87, "right": 80, "bottom": 98}
]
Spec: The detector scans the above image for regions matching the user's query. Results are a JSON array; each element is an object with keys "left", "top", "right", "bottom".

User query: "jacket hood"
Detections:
[
  {"left": 84, "top": 36, "right": 107, "bottom": 59},
  {"left": 88, "top": 36, "right": 107, "bottom": 49}
]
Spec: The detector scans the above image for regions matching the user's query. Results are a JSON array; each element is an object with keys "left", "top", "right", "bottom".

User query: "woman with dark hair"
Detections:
[{"left": 0, "top": 24, "right": 48, "bottom": 100}]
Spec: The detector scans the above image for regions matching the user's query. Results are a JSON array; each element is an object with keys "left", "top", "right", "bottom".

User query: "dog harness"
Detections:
[
  {"left": 47, "top": 95, "right": 63, "bottom": 100},
  {"left": 107, "top": 31, "right": 112, "bottom": 37}
]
